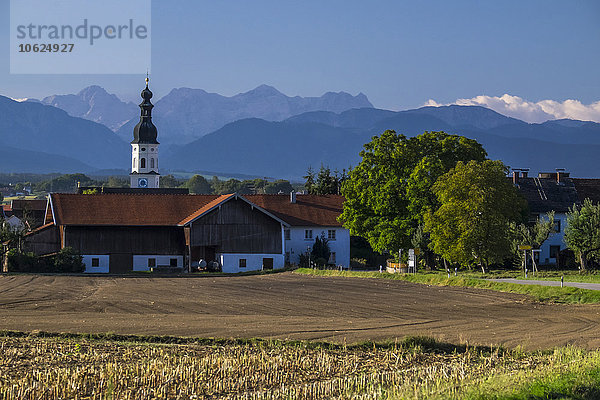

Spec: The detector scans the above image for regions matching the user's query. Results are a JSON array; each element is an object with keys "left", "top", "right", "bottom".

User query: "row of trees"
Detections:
[
  {"left": 339, "top": 130, "right": 594, "bottom": 271},
  {"left": 304, "top": 165, "right": 348, "bottom": 195},
  {"left": 14, "top": 173, "right": 298, "bottom": 196}
]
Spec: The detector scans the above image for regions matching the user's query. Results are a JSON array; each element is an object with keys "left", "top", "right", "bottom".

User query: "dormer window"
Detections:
[{"left": 141, "top": 158, "right": 146, "bottom": 168}]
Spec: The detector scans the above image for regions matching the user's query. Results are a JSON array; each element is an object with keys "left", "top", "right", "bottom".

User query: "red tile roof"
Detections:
[
  {"left": 573, "top": 179, "right": 600, "bottom": 204},
  {"left": 11, "top": 199, "right": 47, "bottom": 211},
  {"left": 50, "top": 193, "right": 220, "bottom": 226},
  {"left": 245, "top": 194, "right": 344, "bottom": 227},
  {"left": 177, "top": 194, "right": 235, "bottom": 225},
  {"left": 48, "top": 193, "right": 345, "bottom": 227}
]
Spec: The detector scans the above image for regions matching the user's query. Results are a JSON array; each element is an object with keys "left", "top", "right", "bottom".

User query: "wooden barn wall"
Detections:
[
  {"left": 24, "top": 225, "right": 60, "bottom": 255},
  {"left": 64, "top": 226, "right": 185, "bottom": 255},
  {"left": 191, "top": 199, "right": 282, "bottom": 254}
]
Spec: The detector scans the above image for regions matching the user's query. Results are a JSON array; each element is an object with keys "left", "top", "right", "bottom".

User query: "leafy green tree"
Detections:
[
  {"left": 35, "top": 173, "right": 95, "bottom": 192},
  {"left": 159, "top": 174, "right": 182, "bottom": 188},
  {"left": 185, "top": 175, "right": 213, "bottom": 194},
  {"left": 340, "top": 130, "right": 487, "bottom": 255},
  {"left": 106, "top": 176, "right": 129, "bottom": 188},
  {"left": 425, "top": 160, "right": 527, "bottom": 272},
  {"left": 565, "top": 198, "right": 600, "bottom": 271},
  {"left": 264, "top": 180, "right": 293, "bottom": 194},
  {"left": 511, "top": 211, "right": 555, "bottom": 271}
]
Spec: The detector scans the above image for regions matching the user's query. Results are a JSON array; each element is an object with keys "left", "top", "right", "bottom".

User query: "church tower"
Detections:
[{"left": 130, "top": 77, "right": 160, "bottom": 188}]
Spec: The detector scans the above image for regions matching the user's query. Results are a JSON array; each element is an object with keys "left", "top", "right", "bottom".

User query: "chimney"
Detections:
[
  {"left": 512, "top": 169, "right": 521, "bottom": 185},
  {"left": 290, "top": 190, "right": 296, "bottom": 204}
]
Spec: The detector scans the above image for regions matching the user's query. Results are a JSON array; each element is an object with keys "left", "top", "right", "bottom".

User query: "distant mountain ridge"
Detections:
[
  {"left": 0, "top": 95, "right": 127, "bottom": 173},
  {"left": 164, "top": 105, "right": 600, "bottom": 179},
  {"left": 29, "top": 84, "right": 373, "bottom": 144},
  {"left": 115, "top": 84, "right": 374, "bottom": 144},
  {"left": 3, "top": 86, "right": 600, "bottom": 179},
  {"left": 40, "top": 86, "right": 138, "bottom": 131}
]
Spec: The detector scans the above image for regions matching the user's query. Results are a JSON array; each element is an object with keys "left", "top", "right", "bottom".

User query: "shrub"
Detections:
[
  {"left": 6, "top": 249, "right": 39, "bottom": 272},
  {"left": 52, "top": 247, "right": 84, "bottom": 273}
]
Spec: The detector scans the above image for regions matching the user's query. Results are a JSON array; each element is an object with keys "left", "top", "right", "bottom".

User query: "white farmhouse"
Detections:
[{"left": 246, "top": 192, "right": 350, "bottom": 268}]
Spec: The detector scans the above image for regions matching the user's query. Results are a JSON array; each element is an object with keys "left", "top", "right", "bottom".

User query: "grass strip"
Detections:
[
  {"left": 294, "top": 268, "right": 600, "bottom": 304},
  {"left": 459, "top": 347, "right": 600, "bottom": 400}
]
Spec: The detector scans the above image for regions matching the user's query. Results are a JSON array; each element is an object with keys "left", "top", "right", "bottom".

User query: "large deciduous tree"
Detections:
[
  {"left": 565, "top": 198, "right": 600, "bottom": 271},
  {"left": 340, "top": 130, "right": 486, "bottom": 255},
  {"left": 424, "top": 160, "right": 527, "bottom": 272}
]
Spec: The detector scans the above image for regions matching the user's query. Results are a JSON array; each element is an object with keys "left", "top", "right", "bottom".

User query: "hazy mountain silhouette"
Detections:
[
  {"left": 166, "top": 105, "right": 600, "bottom": 179},
  {"left": 115, "top": 84, "right": 374, "bottom": 144},
  {"left": 0, "top": 95, "right": 128, "bottom": 170},
  {"left": 3, "top": 89, "right": 600, "bottom": 179},
  {"left": 40, "top": 86, "right": 138, "bottom": 131}
]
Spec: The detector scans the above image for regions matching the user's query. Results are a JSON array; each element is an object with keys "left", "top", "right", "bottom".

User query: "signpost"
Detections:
[{"left": 408, "top": 249, "right": 416, "bottom": 274}]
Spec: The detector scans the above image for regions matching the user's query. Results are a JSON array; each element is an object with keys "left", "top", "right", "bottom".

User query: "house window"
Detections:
[
  {"left": 549, "top": 245, "right": 561, "bottom": 259},
  {"left": 151, "top": 158, "right": 155, "bottom": 168},
  {"left": 148, "top": 258, "right": 156, "bottom": 268},
  {"left": 284, "top": 229, "right": 291, "bottom": 240},
  {"left": 141, "top": 158, "right": 146, "bottom": 168},
  {"left": 553, "top": 219, "right": 561, "bottom": 233},
  {"left": 239, "top": 258, "right": 246, "bottom": 268},
  {"left": 133, "top": 158, "right": 136, "bottom": 169},
  {"left": 170, "top": 258, "right": 178, "bottom": 267},
  {"left": 305, "top": 229, "right": 313, "bottom": 240},
  {"left": 330, "top": 252, "right": 336, "bottom": 264},
  {"left": 91, "top": 258, "right": 99, "bottom": 267},
  {"left": 328, "top": 229, "right": 336, "bottom": 240}
]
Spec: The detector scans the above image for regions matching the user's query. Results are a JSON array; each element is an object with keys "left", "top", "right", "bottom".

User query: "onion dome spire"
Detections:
[{"left": 132, "top": 75, "right": 159, "bottom": 144}]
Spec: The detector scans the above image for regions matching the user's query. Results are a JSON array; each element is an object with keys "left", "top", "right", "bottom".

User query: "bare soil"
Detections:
[{"left": 0, "top": 272, "right": 599, "bottom": 349}]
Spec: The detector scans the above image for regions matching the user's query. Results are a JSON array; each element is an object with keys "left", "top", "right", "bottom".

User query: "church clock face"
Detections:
[{"left": 138, "top": 178, "right": 148, "bottom": 188}]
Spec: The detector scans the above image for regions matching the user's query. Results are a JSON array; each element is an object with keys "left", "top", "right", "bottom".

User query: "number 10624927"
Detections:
[{"left": 18, "top": 43, "right": 74, "bottom": 53}]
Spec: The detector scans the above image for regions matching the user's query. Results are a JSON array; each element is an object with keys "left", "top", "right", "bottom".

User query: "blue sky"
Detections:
[{"left": 1, "top": 0, "right": 599, "bottom": 115}]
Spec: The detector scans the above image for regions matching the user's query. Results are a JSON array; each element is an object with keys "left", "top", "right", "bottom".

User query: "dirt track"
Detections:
[{"left": 0, "top": 272, "right": 599, "bottom": 349}]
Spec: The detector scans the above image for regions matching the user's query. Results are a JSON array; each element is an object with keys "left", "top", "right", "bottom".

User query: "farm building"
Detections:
[
  {"left": 23, "top": 192, "right": 348, "bottom": 273},
  {"left": 2, "top": 199, "right": 47, "bottom": 229},
  {"left": 512, "top": 169, "right": 600, "bottom": 266}
]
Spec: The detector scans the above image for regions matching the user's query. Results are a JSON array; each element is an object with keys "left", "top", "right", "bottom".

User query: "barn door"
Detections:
[{"left": 109, "top": 253, "right": 133, "bottom": 274}]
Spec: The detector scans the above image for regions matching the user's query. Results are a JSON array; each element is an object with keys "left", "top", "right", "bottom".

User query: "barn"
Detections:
[{"left": 24, "top": 192, "right": 292, "bottom": 273}]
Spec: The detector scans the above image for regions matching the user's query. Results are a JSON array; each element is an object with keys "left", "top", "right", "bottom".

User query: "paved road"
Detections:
[{"left": 492, "top": 278, "right": 600, "bottom": 291}]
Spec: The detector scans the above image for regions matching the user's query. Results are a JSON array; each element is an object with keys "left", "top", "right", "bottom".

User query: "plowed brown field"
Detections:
[{"left": 0, "top": 272, "right": 599, "bottom": 349}]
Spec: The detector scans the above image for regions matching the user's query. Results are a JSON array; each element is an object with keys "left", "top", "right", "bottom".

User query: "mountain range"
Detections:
[
  {"left": 164, "top": 106, "right": 600, "bottom": 178},
  {"left": 114, "top": 84, "right": 373, "bottom": 144},
  {"left": 3, "top": 85, "right": 600, "bottom": 179}
]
